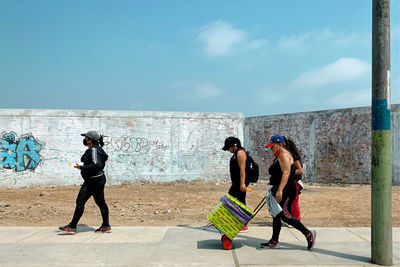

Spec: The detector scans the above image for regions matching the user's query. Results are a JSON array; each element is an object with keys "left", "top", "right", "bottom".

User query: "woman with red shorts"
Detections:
[{"left": 283, "top": 137, "right": 303, "bottom": 221}]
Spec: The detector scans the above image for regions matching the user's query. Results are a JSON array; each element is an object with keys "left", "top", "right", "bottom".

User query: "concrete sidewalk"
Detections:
[{"left": 0, "top": 226, "right": 398, "bottom": 266}]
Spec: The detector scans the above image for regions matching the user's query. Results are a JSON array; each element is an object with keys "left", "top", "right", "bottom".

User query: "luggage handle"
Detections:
[{"left": 251, "top": 196, "right": 266, "bottom": 219}]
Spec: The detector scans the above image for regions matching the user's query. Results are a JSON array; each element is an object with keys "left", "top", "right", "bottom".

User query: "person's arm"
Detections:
[
  {"left": 294, "top": 160, "right": 303, "bottom": 175},
  {"left": 237, "top": 150, "right": 247, "bottom": 192},
  {"left": 79, "top": 147, "right": 104, "bottom": 173},
  {"left": 276, "top": 153, "right": 291, "bottom": 202}
]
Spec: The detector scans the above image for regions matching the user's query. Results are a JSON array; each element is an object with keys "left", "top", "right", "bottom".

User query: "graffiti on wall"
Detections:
[
  {"left": 0, "top": 132, "right": 45, "bottom": 172},
  {"left": 104, "top": 136, "right": 169, "bottom": 154}
]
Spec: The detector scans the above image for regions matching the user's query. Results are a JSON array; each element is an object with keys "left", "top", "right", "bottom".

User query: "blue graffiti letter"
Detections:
[
  {"left": 0, "top": 133, "right": 17, "bottom": 169},
  {"left": 15, "top": 135, "right": 43, "bottom": 171}
]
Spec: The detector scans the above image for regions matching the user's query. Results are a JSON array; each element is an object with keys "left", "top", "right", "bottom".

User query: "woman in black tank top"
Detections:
[
  {"left": 262, "top": 134, "right": 316, "bottom": 250},
  {"left": 222, "top": 137, "right": 250, "bottom": 233},
  {"left": 268, "top": 156, "right": 297, "bottom": 199}
]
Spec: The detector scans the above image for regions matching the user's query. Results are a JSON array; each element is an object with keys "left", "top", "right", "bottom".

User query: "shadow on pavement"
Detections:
[
  {"left": 178, "top": 224, "right": 371, "bottom": 264},
  {"left": 249, "top": 221, "right": 273, "bottom": 227},
  {"left": 56, "top": 224, "right": 95, "bottom": 235}
]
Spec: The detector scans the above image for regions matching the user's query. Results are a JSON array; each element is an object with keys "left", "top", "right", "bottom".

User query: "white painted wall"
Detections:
[{"left": 0, "top": 109, "right": 244, "bottom": 187}]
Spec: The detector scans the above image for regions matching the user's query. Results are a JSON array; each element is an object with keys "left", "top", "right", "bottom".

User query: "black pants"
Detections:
[
  {"left": 272, "top": 193, "right": 309, "bottom": 241},
  {"left": 228, "top": 181, "right": 250, "bottom": 205},
  {"left": 70, "top": 176, "right": 109, "bottom": 228}
]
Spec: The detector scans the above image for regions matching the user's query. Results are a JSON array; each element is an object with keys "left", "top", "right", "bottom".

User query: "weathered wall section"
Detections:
[
  {"left": 1, "top": 106, "right": 398, "bottom": 187},
  {"left": 244, "top": 104, "right": 399, "bottom": 184},
  {"left": 0, "top": 109, "right": 244, "bottom": 187}
]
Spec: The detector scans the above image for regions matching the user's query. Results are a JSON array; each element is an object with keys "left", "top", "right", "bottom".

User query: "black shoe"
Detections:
[
  {"left": 306, "top": 230, "right": 316, "bottom": 250},
  {"left": 58, "top": 224, "right": 76, "bottom": 235},
  {"left": 95, "top": 225, "right": 112, "bottom": 233},
  {"left": 260, "top": 239, "right": 280, "bottom": 249}
]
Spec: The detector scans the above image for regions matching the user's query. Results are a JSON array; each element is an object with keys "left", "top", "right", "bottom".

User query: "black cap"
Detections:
[
  {"left": 81, "top": 130, "right": 100, "bottom": 141},
  {"left": 222, "top": 137, "right": 239, "bottom": 151}
]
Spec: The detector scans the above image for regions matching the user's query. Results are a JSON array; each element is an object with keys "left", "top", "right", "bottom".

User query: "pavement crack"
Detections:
[
  {"left": 16, "top": 229, "right": 42, "bottom": 243},
  {"left": 88, "top": 233, "right": 103, "bottom": 243},
  {"left": 232, "top": 247, "right": 240, "bottom": 267},
  {"left": 310, "top": 249, "right": 323, "bottom": 264},
  {"left": 287, "top": 227, "right": 301, "bottom": 242},
  {"left": 346, "top": 228, "right": 369, "bottom": 242}
]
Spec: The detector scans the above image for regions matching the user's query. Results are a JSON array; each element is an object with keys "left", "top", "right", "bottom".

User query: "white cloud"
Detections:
[
  {"left": 330, "top": 32, "right": 369, "bottom": 48},
  {"left": 326, "top": 89, "right": 371, "bottom": 108},
  {"left": 194, "top": 82, "right": 223, "bottom": 99},
  {"left": 196, "top": 21, "right": 268, "bottom": 57},
  {"left": 292, "top": 57, "right": 370, "bottom": 88},
  {"left": 245, "top": 38, "right": 269, "bottom": 51},
  {"left": 197, "top": 21, "right": 246, "bottom": 57},
  {"left": 278, "top": 29, "right": 369, "bottom": 54},
  {"left": 278, "top": 32, "right": 315, "bottom": 54}
]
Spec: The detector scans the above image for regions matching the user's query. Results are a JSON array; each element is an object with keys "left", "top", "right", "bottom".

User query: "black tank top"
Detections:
[
  {"left": 268, "top": 156, "right": 296, "bottom": 186},
  {"left": 230, "top": 148, "right": 246, "bottom": 185}
]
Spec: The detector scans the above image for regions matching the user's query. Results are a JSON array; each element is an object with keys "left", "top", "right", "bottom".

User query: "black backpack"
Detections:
[{"left": 246, "top": 151, "right": 259, "bottom": 183}]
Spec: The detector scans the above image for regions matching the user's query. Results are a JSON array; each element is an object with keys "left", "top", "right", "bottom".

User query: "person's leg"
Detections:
[
  {"left": 228, "top": 184, "right": 248, "bottom": 232},
  {"left": 228, "top": 184, "right": 247, "bottom": 205},
  {"left": 236, "top": 190, "right": 246, "bottom": 205},
  {"left": 291, "top": 181, "right": 301, "bottom": 220},
  {"left": 271, "top": 214, "right": 282, "bottom": 241},
  {"left": 92, "top": 177, "right": 110, "bottom": 227},
  {"left": 260, "top": 213, "right": 281, "bottom": 248},
  {"left": 70, "top": 183, "right": 92, "bottom": 228},
  {"left": 280, "top": 197, "right": 309, "bottom": 236}
]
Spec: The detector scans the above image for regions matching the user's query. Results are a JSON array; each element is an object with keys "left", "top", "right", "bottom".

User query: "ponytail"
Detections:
[
  {"left": 92, "top": 135, "right": 105, "bottom": 147},
  {"left": 283, "top": 136, "right": 301, "bottom": 160},
  {"left": 99, "top": 135, "right": 104, "bottom": 147}
]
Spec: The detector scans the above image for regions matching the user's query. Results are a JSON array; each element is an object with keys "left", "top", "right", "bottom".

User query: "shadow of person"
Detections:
[
  {"left": 177, "top": 224, "right": 372, "bottom": 264},
  {"left": 56, "top": 224, "right": 95, "bottom": 235},
  {"left": 76, "top": 224, "right": 96, "bottom": 233}
]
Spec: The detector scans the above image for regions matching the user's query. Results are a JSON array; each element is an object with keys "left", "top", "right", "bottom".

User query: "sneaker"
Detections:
[
  {"left": 240, "top": 226, "right": 249, "bottom": 233},
  {"left": 95, "top": 225, "right": 112, "bottom": 233},
  {"left": 260, "top": 239, "right": 280, "bottom": 249},
  {"left": 306, "top": 230, "right": 316, "bottom": 250},
  {"left": 58, "top": 224, "right": 76, "bottom": 235}
]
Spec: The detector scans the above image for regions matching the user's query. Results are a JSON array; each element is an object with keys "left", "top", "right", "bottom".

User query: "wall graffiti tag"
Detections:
[
  {"left": 0, "top": 132, "right": 45, "bottom": 172},
  {"left": 104, "top": 136, "right": 169, "bottom": 154}
]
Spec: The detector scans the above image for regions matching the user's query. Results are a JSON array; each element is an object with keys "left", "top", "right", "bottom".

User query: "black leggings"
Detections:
[
  {"left": 70, "top": 176, "right": 109, "bottom": 228},
  {"left": 228, "top": 181, "right": 250, "bottom": 205},
  {"left": 272, "top": 195, "right": 309, "bottom": 241}
]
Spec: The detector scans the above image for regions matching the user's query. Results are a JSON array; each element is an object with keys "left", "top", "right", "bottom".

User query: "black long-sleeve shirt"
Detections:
[{"left": 80, "top": 145, "right": 109, "bottom": 180}]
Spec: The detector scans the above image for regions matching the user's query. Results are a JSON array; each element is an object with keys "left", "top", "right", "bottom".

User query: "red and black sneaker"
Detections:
[
  {"left": 306, "top": 230, "right": 316, "bottom": 250},
  {"left": 58, "top": 224, "right": 76, "bottom": 235},
  {"left": 95, "top": 225, "right": 112, "bottom": 233},
  {"left": 240, "top": 226, "right": 249, "bottom": 233},
  {"left": 260, "top": 239, "right": 280, "bottom": 249}
]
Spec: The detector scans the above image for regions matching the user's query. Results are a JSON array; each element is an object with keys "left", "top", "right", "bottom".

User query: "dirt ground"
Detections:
[{"left": 0, "top": 181, "right": 399, "bottom": 227}]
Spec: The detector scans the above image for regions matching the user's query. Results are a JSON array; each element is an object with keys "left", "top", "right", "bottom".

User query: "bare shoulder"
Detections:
[
  {"left": 237, "top": 149, "right": 246, "bottom": 155},
  {"left": 279, "top": 151, "right": 292, "bottom": 164},
  {"left": 237, "top": 149, "right": 246, "bottom": 158}
]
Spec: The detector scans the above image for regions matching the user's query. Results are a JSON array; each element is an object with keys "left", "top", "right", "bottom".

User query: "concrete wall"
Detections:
[
  {"left": 1, "top": 105, "right": 398, "bottom": 187},
  {"left": 245, "top": 104, "right": 399, "bottom": 184},
  {"left": 0, "top": 109, "right": 244, "bottom": 187}
]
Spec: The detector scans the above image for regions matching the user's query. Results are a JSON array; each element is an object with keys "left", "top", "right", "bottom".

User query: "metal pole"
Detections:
[{"left": 371, "top": 0, "right": 392, "bottom": 265}]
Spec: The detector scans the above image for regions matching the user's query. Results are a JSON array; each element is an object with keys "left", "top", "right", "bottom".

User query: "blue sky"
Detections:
[{"left": 1, "top": 0, "right": 399, "bottom": 116}]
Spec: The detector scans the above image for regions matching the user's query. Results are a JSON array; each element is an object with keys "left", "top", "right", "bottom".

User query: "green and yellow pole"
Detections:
[{"left": 371, "top": 0, "right": 392, "bottom": 265}]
